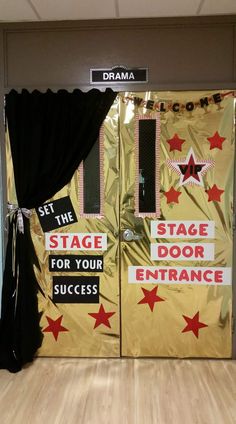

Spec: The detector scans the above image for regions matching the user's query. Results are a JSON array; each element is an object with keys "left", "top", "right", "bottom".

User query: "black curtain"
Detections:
[{"left": 0, "top": 88, "right": 117, "bottom": 372}]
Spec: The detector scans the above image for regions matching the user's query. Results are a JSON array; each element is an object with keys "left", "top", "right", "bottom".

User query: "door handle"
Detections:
[{"left": 122, "top": 229, "right": 143, "bottom": 242}]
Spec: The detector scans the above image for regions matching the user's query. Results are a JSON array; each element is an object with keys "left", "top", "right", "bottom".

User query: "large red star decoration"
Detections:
[
  {"left": 207, "top": 131, "right": 226, "bottom": 150},
  {"left": 205, "top": 184, "right": 224, "bottom": 202},
  {"left": 167, "top": 148, "right": 214, "bottom": 187},
  {"left": 88, "top": 304, "right": 115, "bottom": 329},
  {"left": 43, "top": 315, "right": 69, "bottom": 341},
  {"left": 182, "top": 312, "right": 208, "bottom": 338},
  {"left": 138, "top": 286, "right": 165, "bottom": 312},
  {"left": 167, "top": 134, "right": 185, "bottom": 152},
  {"left": 164, "top": 186, "right": 182, "bottom": 204}
]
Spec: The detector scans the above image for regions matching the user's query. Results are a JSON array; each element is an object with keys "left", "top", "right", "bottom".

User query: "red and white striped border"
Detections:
[
  {"left": 134, "top": 113, "right": 161, "bottom": 218},
  {"left": 78, "top": 125, "right": 104, "bottom": 218}
]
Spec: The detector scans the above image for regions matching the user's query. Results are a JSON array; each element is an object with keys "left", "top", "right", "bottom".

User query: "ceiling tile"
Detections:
[
  {"left": 200, "top": 0, "right": 236, "bottom": 15},
  {"left": 31, "top": 0, "right": 117, "bottom": 20},
  {"left": 118, "top": 0, "right": 201, "bottom": 18},
  {"left": 0, "top": 0, "right": 38, "bottom": 21}
]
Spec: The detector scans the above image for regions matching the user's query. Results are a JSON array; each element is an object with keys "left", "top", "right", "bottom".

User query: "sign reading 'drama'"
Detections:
[
  {"left": 36, "top": 196, "right": 77, "bottom": 232},
  {"left": 90, "top": 66, "right": 148, "bottom": 84}
]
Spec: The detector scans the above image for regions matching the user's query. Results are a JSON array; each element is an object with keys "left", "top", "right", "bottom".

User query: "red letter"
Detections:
[
  {"left": 157, "top": 246, "right": 168, "bottom": 258},
  {"left": 168, "top": 269, "right": 178, "bottom": 281},
  {"left": 176, "top": 223, "right": 187, "bottom": 236},
  {"left": 61, "top": 235, "right": 69, "bottom": 248},
  {"left": 49, "top": 235, "right": 58, "bottom": 248},
  {"left": 94, "top": 236, "right": 102, "bottom": 249},
  {"left": 71, "top": 236, "right": 81, "bottom": 249},
  {"left": 188, "top": 224, "right": 197, "bottom": 236},
  {"left": 203, "top": 270, "right": 213, "bottom": 282},
  {"left": 82, "top": 236, "right": 92, "bottom": 249},
  {"left": 215, "top": 271, "right": 223, "bottom": 283},
  {"left": 157, "top": 223, "right": 166, "bottom": 236},
  {"left": 136, "top": 269, "right": 144, "bottom": 281},
  {"left": 169, "top": 246, "right": 181, "bottom": 258},
  {"left": 195, "top": 246, "right": 204, "bottom": 258},
  {"left": 167, "top": 223, "right": 176, "bottom": 236},
  {"left": 199, "top": 224, "right": 208, "bottom": 237}
]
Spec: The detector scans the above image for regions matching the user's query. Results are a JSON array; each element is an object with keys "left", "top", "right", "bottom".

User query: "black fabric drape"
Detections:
[{"left": 0, "top": 88, "right": 117, "bottom": 372}]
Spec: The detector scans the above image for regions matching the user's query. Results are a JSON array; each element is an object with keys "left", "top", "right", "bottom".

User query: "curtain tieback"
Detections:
[
  {"left": 6, "top": 204, "right": 32, "bottom": 320},
  {"left": 7, "top": 203, "right": 32, "bottom": 234}
]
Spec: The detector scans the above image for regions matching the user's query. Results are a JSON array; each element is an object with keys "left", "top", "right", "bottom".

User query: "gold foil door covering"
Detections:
[
  {"left": 120, "top": 91, "right": 234, "bottom": 358},
  {"left": 6, "top": 91, "right": 235, "bottom": 358}
]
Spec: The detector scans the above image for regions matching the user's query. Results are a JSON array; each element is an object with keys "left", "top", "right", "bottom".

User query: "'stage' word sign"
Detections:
[
  {"left": 45, "top": 233, "right": 107, "bottom": 251},
  {"left": 151, "top": 220, "right": 215, "bottom": 239}
]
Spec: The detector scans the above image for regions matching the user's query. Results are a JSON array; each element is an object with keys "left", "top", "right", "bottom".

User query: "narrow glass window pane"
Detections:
[
  {"left": 83, "top": 138, "right": 100, "bottom": 214},
  {"left": 138, "top": 119, "right": 156, "bottom": 213}
]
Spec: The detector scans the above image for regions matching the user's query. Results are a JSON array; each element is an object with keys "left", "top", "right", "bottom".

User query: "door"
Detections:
[
  {"left": 28, "top": 99, "right": 120, "bottom": 358},
  {"left": 119, "top": 91, "right": 234, "bottom": 358},
  {"left": 6, "top": 90, "right": 234, "bottom": 358}
]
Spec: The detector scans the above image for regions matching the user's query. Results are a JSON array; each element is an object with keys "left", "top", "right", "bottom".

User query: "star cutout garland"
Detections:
[
  {"left": 138, "top": 286, "right": 165, "bottom": 311},
  {"left": 167, "top": 134, "right": 185, "bottom": 152},
  {"left": 207, "top": 131, "right": 226, "bottom": 150},
  {"left": 43, "top": 315, "right": 69, "bottom": 341},
  {"left": 164, "top": 186, "right": 182, "bottom": 204},
  {"left": 182, "top": 312, "right": 208, "bottom": 338},
  {"left": 205, "top": 184, "right": 224, "bottom": 202},
  {"left": 88, "top": 304, "right": 115, "bottom": 329}
]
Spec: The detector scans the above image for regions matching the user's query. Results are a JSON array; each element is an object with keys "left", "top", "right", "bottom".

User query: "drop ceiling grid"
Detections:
[
  {"left": 31, "top": 0, "right": 117, "bottom": 21},
  {"left": 0, "top": 0, "right": 236, "bottom": 23},
  {"left": 201, "top": 0, "right": 236, "bottom": 15},
  {"left": 0, "top": 0, "right": 38, "bottom": 21},
  {"left": 118, "top": 0, "right": 202, "bottom": 19}
]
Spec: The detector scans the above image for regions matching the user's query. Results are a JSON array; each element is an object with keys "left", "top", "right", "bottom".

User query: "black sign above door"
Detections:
[{"left": 90, "top": 66, "right": 148, "bottom": 84}]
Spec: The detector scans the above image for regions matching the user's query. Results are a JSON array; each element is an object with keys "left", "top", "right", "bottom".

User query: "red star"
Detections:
[
  {"left": 138, "top": 286, "right": 165, "bottom": 312},
  {"left": 205, "top": 184, "right": 224, "bottom": 202},
  {"left": 182, "top": 312, "right": 208, "bottom": 338},
  {"left": 88, "top": 304, "right": 115, "bottom": 329},
  {"left": 207, "top": 131, "right": 226, "bottom": 150},
  {"left": 43, "top": 315, "right": 69, "bottom": 341},
  {"left": 167, "top": 134, "right": 185, "bottom": 152},
  {"left": 164, "top": 186, "right": 182, "bottom": 204}
]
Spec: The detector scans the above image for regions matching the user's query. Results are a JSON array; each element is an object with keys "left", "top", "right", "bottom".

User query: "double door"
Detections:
[{"left": 27, "top": 91, "right": 234, "bottom": 358}]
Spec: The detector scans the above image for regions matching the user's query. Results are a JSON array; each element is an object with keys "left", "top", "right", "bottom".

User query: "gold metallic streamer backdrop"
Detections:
[{"left": 6, "top": 91, "right": 235, "bottom": 358}]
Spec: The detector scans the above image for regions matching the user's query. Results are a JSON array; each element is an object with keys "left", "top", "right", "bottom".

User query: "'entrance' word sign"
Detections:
[
  {"left": 36, "top": 196, "right": 77, "bottom": 232},
  {"left": 128, "top": 266, "right": 231, "bottom": 286}
]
